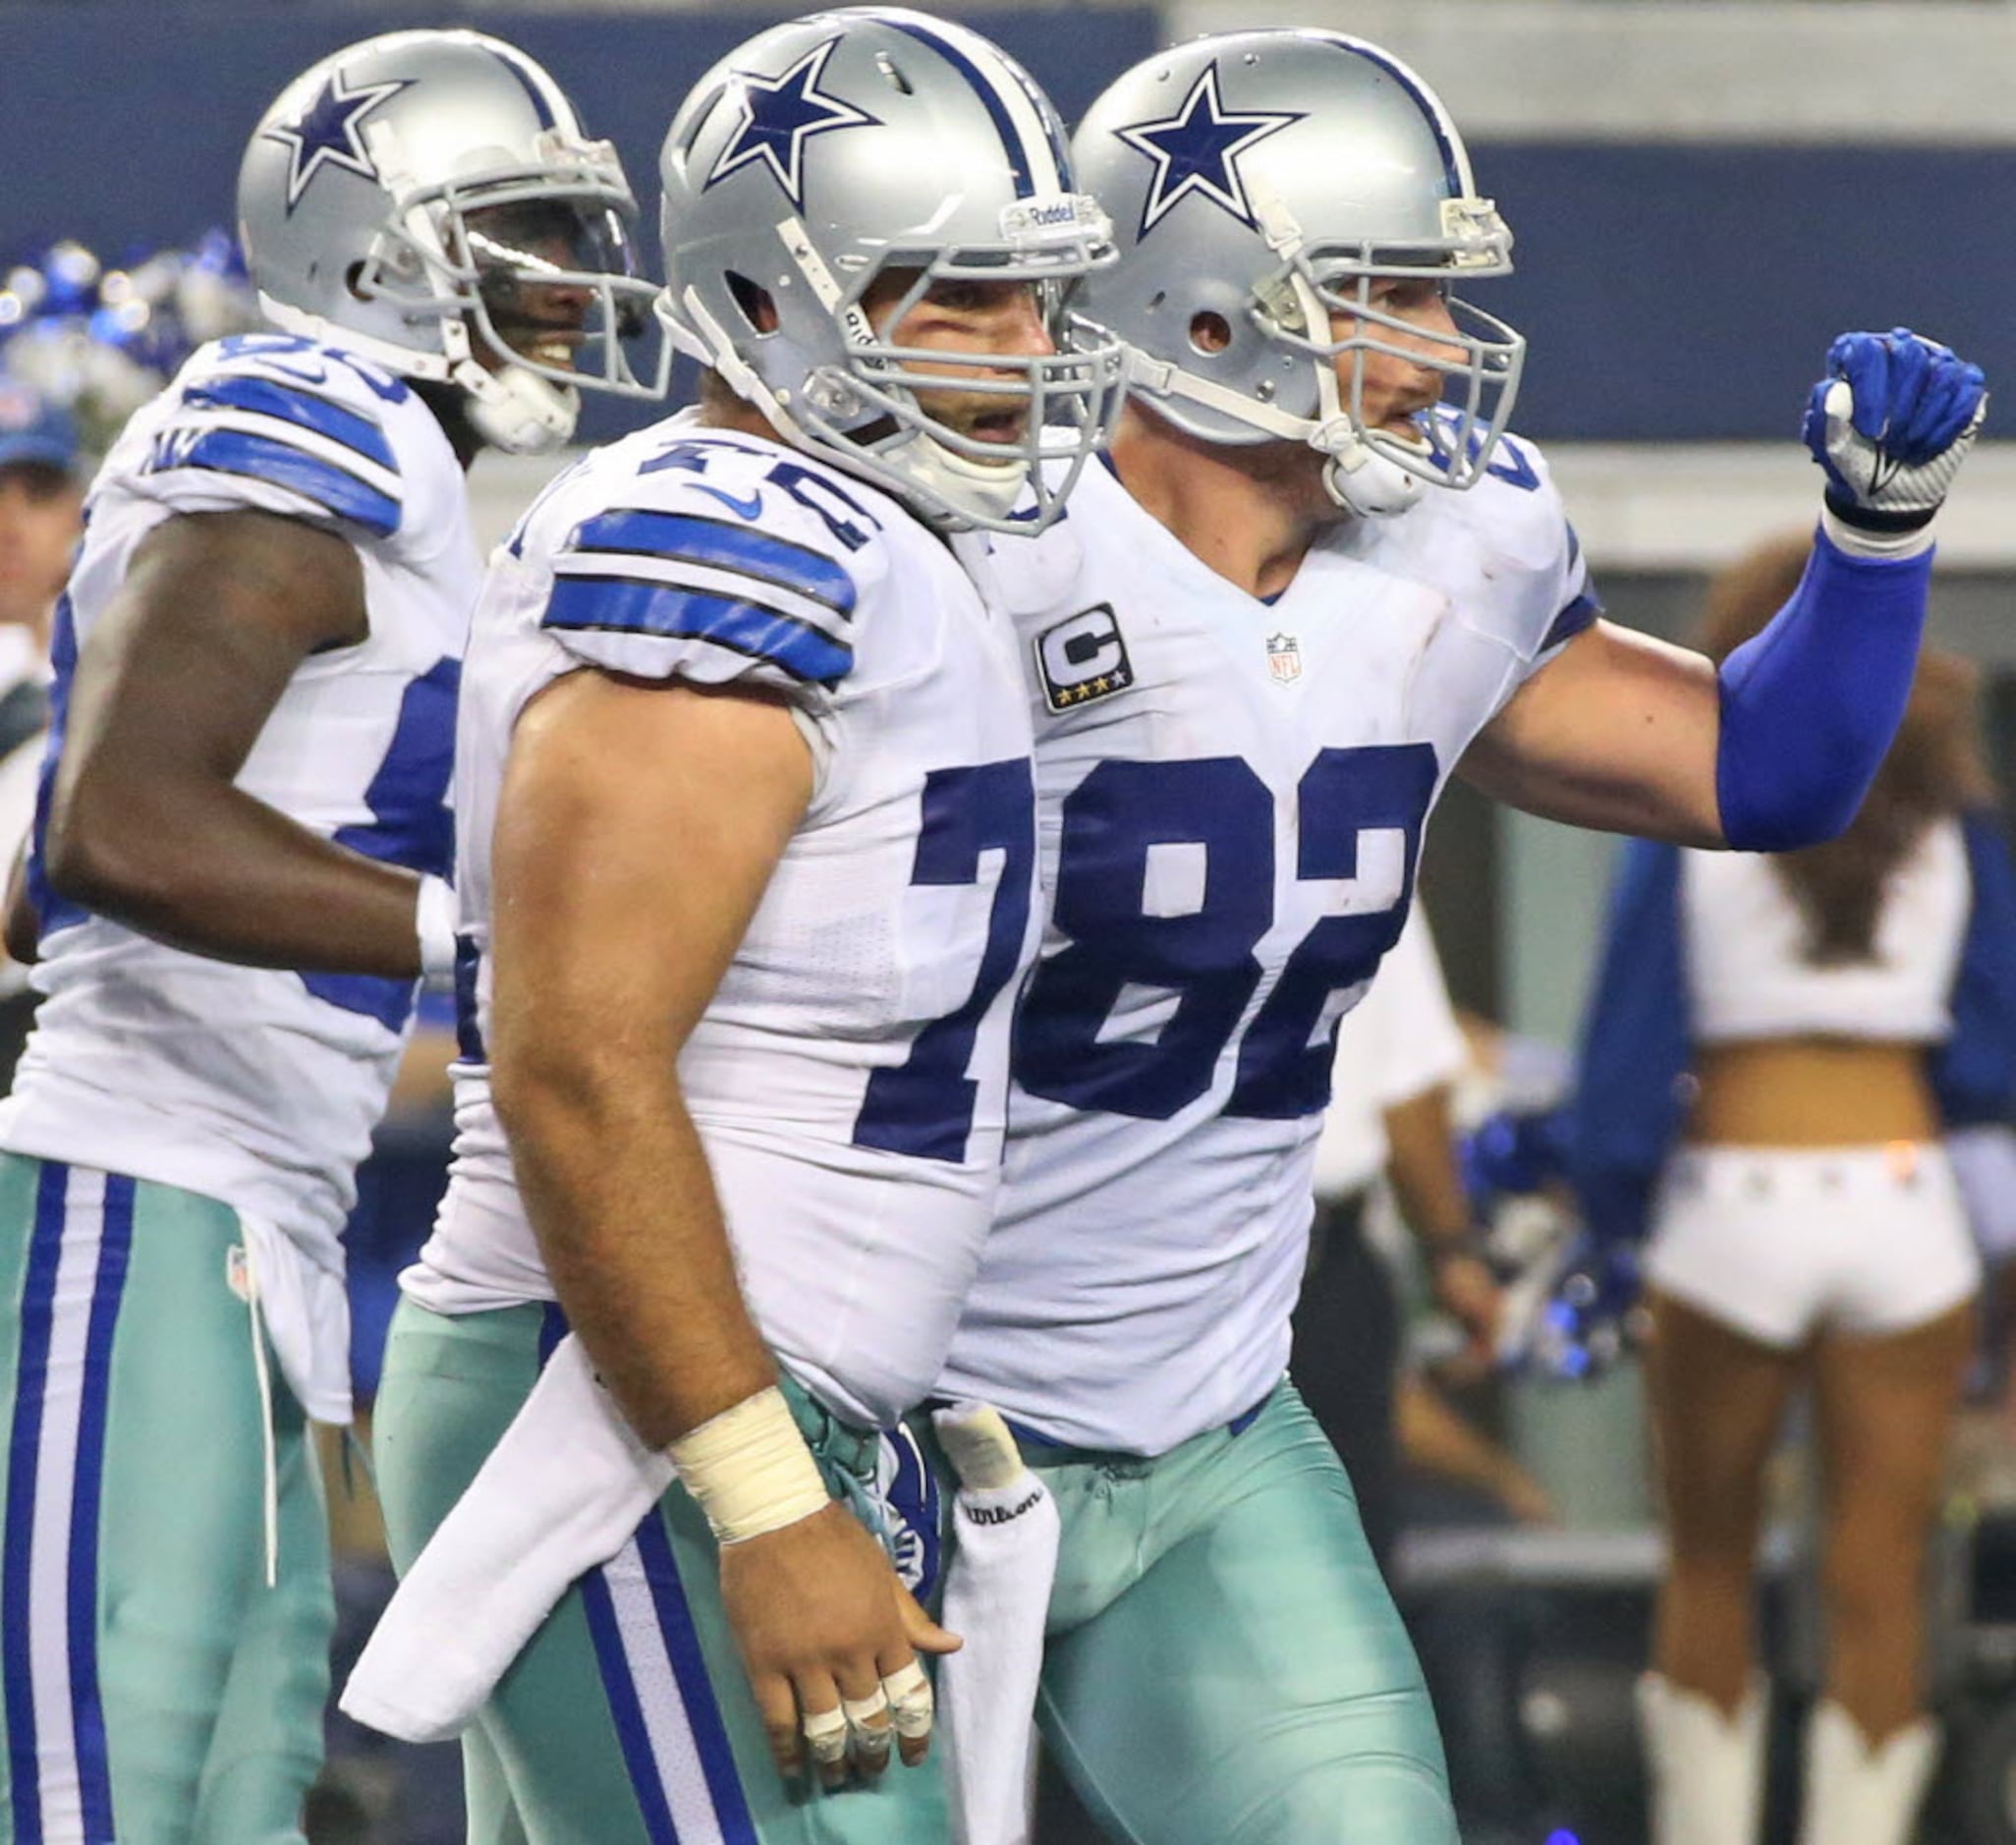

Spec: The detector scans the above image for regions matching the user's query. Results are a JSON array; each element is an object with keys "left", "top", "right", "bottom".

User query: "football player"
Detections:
[
  {"left": 0, "top": 29, "right": 659, "bottom": 1842},
  {"left": 932, "top": 29, "right": 1988, "bottom": 1845},
  {"left": 370, "top": 11, "right": 1122, "bottom": 1842}
]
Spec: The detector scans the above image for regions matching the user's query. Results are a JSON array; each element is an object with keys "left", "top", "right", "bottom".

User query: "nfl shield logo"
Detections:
[{"left": 1265, "top": 632, "right": 1303, "bottom": 686}]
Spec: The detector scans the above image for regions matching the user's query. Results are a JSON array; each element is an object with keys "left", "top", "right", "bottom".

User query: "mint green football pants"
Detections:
[
  {"left": 971, "top": 1380, "right": 1458, "bottom": 1845},
  {"left": 0, "top": 1152, "right": 330, "bottom": 1845},
  {"left": 372, "top": 1298, "right": 952, "bottom": 1845}
]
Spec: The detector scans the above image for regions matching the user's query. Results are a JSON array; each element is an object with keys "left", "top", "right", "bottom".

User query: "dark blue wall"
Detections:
[
  {"left": 1475, "top": 143, "right": 2016, "bottom": 443},
  {"left": 7, "top": 10, "right": 2012, "bottom": 442},
  {"left": 2, "top": 7, "right": 1157, "bottom": 256}
]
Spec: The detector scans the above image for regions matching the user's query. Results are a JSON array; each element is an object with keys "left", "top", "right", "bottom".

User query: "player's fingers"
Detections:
[
  {"left": 834, "top": 1651, "right": 895, "bottom": 1778},
  {"left": 882, "top": 1656, "right": 936, "bottom": 1767},
  {"left": 1896, "top": 363, "right": 1961, "bottom": 462},
  {"left": 1831, "top": 336, "right": 1891, "bottom": 442},
  {"left": 841, "top": 1685, "right": 894, "bottom": 1778},
  {"left": 1881, "top": 328, "right": 1932, "bottom": 437},
  {"left": 799, "top": 1682, "right": 851, "bottom": 1791},
  {"left": 894, "top": 1581, "right": 962, "bottom": 1655},
  {"left": 1908, "top": 361, "right": 1985, "bottom": 462},
  {"left": 754, "top": 1672, "right": 804, "bottom": 1781}
]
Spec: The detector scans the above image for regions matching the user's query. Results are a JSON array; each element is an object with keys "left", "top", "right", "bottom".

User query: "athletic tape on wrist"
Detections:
[
  {"left": 665, "top": 1385, "right": 830, "bottom": 1546},
  {"left": 1820, "top": 502, "right": 1935, "bottom": 562},
  {"left": 416, "top": 874, "right": 459, "bottom": 992}
]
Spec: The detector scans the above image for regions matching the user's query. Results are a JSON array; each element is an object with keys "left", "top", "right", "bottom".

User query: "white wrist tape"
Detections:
[
  {"left": 416, "top": 873, "right": 459, "bottom": 993},
  {"left": 665, "top": 1385, "right": 830, "bottom": 1546},
  {"left": 1820, "top": 503, "right": 1935, "bottom": 562}
]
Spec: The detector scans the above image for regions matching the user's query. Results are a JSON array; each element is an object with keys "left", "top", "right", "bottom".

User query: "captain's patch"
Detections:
[{"left": 1036, "top": 602, "right": 1134, "bottom": 712}]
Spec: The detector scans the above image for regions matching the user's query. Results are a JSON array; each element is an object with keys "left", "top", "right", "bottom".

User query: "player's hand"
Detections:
[
  {"left": 1802, "top": 327, "right": 1986, "bottom": 533},
  {"left": 1427, "top": 1248, "right": 1503, "bottom": 1381},
  {"left": 718, "top": 1501, "right": 960, "bottom": 1789}
]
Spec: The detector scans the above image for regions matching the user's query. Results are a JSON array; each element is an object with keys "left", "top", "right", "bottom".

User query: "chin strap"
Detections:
[
  {"left": 256, "top": 295, "right": 579, "bottom": 458},
  {"left": 1319, "top": 438, "right": 1425, "bottom": 518},
  {"left": 453, "top": 357, "right": 578, "bottom": 456},
  {"left": 890, "top": 429, "right": 1024, "bottom": 530},
  {"left": 1294, "top": 272, "right": 1423, "bottom": 519},
  {"left": 440, "top": 316, "right": 578, "bottom": 456},
  {"left": 1124, "top": 331, "right": 1423, "bottom": 520}
]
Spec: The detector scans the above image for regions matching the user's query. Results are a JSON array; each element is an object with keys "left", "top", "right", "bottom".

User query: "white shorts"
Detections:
[{"left": 1645, "top": 1143, "right": 1981, "bottom": 1350}]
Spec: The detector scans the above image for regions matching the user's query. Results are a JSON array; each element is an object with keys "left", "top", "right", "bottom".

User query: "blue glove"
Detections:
[
  {"left": 1803, "top": 327, "right": 1986, "bottom": 538},
  {"left": 1460, "top": 1105, "right": 1571, "bottom": 1214},
  {"left": 1509, "top": 1234, "right": 1644, "bottom": 1383}
]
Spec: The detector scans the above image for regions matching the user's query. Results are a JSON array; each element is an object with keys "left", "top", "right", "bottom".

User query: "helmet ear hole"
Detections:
[
  {"left": 1189, "top": 310, "right": 1232, "bottom": 356},
  {"left": 725, "top": 270, "right": 778, "bottom": 336},
  {"left": 344, "top": 260, "right": 372, "bottom": 303}
]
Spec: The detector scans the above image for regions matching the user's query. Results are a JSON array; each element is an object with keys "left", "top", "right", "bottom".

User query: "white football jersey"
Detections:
[
  {"left": 0, "top": 332, "right": 474, "bottom": 1275},
  {"left": 408, "top": 412, "right": 1041, "bottom": 1431},
  {"left": 937, "top": 441, "right": 1596, "bottom": 1452}
]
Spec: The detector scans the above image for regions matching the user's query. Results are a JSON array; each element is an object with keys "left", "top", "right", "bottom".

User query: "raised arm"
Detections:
[{"left": 1462, "top": 329, "right": 1987, "bottom": 850}]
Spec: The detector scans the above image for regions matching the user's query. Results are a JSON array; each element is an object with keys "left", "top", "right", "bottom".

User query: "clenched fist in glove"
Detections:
[{"left": 1804, "top": 327, "right": 1987, "bottom": 555}]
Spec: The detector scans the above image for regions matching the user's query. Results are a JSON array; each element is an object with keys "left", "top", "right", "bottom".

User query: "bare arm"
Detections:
[
  {"left": 1458, "top": 620, "right": 1725, "bottom": 848},
  {"left": 1384, "top": 1082, "right": 1501, "bottom": 1370},
  {"left": 1383, "top": 1083, "right": 1472, "bottom": 1253},
  {"left": 488, "top": 668, "right": 811, "bottom": 1443},
  {"left": 488, "top": 667, "right": 949, "bottom": 1782},
  {"left": 1395, "top": 1373, "right": 1557, "bottom": 1525},
  {"left": 46, "top": 508, "right": 428, "bottom": 975}
]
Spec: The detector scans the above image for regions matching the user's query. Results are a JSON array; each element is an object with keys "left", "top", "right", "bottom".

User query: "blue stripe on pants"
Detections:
[
  {"left": 582, "top": 1550, "right": 682, "bottom": 1845},
  {"left": 66, "top": 1175, "right": 132, "bottom": 1841},
  {"left": 635, "top": 1513, "right": 756, "bottom": 1842},
  {"left": 3, "top": 1161, "right": 68, "bottom": 1845}
]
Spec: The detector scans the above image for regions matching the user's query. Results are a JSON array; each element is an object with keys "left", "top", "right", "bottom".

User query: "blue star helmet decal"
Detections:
[
  {"left": 705, "top": 37, "right": 880, "bottom": 212},
  {"left": 262, "top": 65, "right": 413, "bottom": 213},
  {"left": 1117, "top": 65, "right": 1305, "bottom": 240}
]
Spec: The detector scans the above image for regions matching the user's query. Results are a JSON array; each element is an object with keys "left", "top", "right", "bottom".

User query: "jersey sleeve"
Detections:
[
  {"left": 535, "top": 442, "right": 880, "bottom": 702},
  {"left": 127, "top": 338, "right": 408, "bottom": 539},
  {"left": 1534, "top": 520, "right": 1600, "bottom": 664},
  {"left": 1496, "top": 433, "right": 1599, "bottom": 671}
]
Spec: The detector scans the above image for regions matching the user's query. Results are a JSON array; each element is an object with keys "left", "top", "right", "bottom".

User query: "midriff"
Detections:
[{"left": 1685, "top": 1037, "right": 1937, "bottom": 1146}]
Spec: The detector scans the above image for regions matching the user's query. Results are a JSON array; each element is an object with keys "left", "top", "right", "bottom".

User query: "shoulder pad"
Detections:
[
  {"left": 137, "top": 334, "right": 414, "bottom": 538},
  {"left": 535, "top": 428, "right": 897, "bottom": 696}
]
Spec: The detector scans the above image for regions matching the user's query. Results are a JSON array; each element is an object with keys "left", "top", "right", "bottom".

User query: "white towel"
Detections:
[
  {"left": 932, "top": 1403, "right": 1060, "bottom": 1845},
  {"left": 340, "top": 1331, "right": 670, "bottom": 1743}
]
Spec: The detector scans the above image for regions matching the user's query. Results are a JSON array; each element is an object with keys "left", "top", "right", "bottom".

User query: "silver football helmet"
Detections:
[
  {"left": 656, "top": 8, "right": 1127, "bottom": 532},
  {"left": 1072, "top": 30, "right": 1526, "bottom": 517},
  {"left": 238, "top": 28, "right": 666, "bottom": 455}
]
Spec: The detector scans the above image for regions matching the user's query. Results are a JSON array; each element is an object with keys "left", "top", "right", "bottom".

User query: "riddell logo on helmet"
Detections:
[{"left": 1002, "top": 197, "right": 1088, "bottom": 238}]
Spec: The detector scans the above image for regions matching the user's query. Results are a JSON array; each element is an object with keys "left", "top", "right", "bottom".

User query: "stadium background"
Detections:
[{"left": 7, "top": 2, "right": 2016, "bottom": 1839}]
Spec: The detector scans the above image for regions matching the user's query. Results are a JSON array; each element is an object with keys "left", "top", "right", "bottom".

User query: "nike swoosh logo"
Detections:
[{"left": 692, "top": 484, "right": 764, "bottom": 520}]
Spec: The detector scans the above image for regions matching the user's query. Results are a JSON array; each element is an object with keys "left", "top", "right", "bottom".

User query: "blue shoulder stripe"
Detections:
[
  {"left": 181, "top": 374, "right": 395, "bottom": 471},
  {"left": 1541, "top": 588, "right": 1601, "bottom": 653},
  {"left": 570, "top": 510, "right": 855, "bottom": 618},
  {"left": 542, "top": 577, "right": 853, "bottom": 686},
  {"left": 145, "top": 429, "right": 400, "bottom": 537}
]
